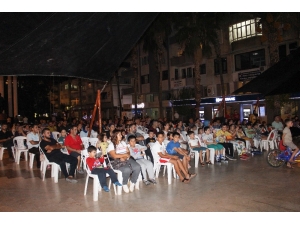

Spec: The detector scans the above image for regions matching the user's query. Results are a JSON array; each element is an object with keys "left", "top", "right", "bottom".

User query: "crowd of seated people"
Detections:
[{"left": 1, "top": 113, "right": 300, "bottom": 191}]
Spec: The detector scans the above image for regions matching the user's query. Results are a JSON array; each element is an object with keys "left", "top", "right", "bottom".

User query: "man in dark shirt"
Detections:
[
  {"left": 145, "top": 130, "right": 156, "bottom": 164},
  {"left": 0, "top": 123, "right": 14, "bottom": 161},
  {"left": 40, "top": 128, "right": 78, "bottom": 183}
]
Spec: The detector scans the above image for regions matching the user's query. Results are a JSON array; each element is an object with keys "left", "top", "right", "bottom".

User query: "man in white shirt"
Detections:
[
  {"left": 272, "top": 116, "right": 284, "bottom": 133},
  {"left": 27, "top": 125, "right": 41, "bottom": 168},
  {"left": 151, "top": 131, "right": 196, "bottom": 183}
]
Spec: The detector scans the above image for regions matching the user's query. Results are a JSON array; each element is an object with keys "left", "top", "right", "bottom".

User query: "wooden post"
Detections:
[
  {"left": 88, "top": 91, "right": 100, "bottom": 137},
  {"left": 98, "top": 90, "right": 102, "bottom": 134}
]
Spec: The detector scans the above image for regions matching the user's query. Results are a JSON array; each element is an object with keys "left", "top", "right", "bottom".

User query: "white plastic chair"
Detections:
[
  {"left": 260, "top": 129, "right": 277, "bottom": 152},
  {"left": 89, "top": 138, "right": 98, "bottom": 147},
  {"left": 81, "top": 137, "right": 90, "bottom": 149},
  {"left": 13, "top": 136, "right": 28, "bottom": 164},
  {"left": 0, "top": 146, "right": 7, "bottom": 160},
  {"left": 83, "top": 157, "right": 116, "bottom": 201},
  {"left": 29, "top": 152, "right": 35, "bottom": 168},
  {"left": 39, "top": 147, "right": 60, "bottom": 183},
  {"left": 52, "top": 132, "right": 61, "bottom": 141}
]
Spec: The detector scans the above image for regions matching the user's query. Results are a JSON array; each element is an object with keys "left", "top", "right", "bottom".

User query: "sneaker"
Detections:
[
  {"left": 148, "top": 178, "right": 157, "bottom": 185},
  {"left": 103, "top": 186, "right": 110, "bottom": 192},
  {"left": 129, "top": 181, "right": 135, "bottom": 192},
  {"left": 216, "top": 157, "right": 221, "bottom": 163},
  {"left": 225, "top": 155, "right": 237, "bottom": 161},
  {"left": 143, "top": 179, "right": 150, "bottom": 185},
  {"left": 122, "top": 185, "right": 129, "bottom": 193},
  {"left": 66, "top": 177, "right": 78, "bottom": 183},
  {"left": 114, "top": 181, "right": 122, "bottom": 187},
  {"left": 77, "top": 169, "right": 84, "bottom": 174}
]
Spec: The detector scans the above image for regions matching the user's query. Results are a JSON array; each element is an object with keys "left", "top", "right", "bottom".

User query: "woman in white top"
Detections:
[{"left": 107, "top": 131, "right": 141, "bottom": 193}]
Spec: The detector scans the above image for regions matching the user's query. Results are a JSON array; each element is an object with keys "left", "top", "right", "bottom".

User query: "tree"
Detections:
[
  {"left": 174, "top": 13, "right": 219, "bottom": 118},
  {"left": 142, "top": 13, "right": 173, "bottom": 119}
]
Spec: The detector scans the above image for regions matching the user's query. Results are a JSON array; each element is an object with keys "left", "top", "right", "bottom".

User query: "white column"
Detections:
[
  {"left": 7, "top": 76, "right": 12, "bottom": 117},
  {"left": 13, "top": 76, "right": 18, "bottom": 116},
  {"left": 0, "top": 76, "right": 4, "bottom": 97}
]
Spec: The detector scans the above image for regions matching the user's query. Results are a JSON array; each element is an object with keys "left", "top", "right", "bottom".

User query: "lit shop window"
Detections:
[{"left": 229, "top": 18, "right": 262, "bottom": 44}]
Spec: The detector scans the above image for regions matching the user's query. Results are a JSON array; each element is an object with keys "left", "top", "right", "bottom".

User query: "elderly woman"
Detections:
[{"left": 107, "top": 131, "right": 141, "bottom": 194}]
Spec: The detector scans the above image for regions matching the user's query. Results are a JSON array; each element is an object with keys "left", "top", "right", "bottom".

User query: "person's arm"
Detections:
[
  {"left": 44, "top": 143, "right": 63, "bottom": 153},
  {"left": 109, "top": 149, "right": 130, "bottom": 160},
  {"left": 158, "top": 151, "right": 178, "bottom": 160}
]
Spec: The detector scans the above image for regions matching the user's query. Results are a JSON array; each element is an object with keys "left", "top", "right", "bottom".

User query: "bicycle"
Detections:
[{"left": 267, "top": 146, "right": 300, "bottom": 168}]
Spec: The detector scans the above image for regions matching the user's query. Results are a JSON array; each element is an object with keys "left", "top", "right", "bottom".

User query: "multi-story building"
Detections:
[{"left": 121, "top": 13, "right": 300, "bottom": 123}]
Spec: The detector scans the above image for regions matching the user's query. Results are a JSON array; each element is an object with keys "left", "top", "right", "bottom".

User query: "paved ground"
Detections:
[{"left": 0, "top": 151, "right": 300, "bottom": 212}]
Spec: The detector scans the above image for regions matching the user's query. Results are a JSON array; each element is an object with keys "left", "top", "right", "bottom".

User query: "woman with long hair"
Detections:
[{"left": 107, "top": 131, "right": 141, "bottom": 193}]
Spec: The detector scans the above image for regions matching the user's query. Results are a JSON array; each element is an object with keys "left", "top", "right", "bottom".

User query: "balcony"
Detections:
[{"left": 171, "top": 55, "right": 193, "bottom": 67}]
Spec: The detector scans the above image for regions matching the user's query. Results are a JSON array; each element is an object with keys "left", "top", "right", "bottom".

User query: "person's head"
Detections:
[
  {"left": 48, "top": 121, "right": 53, "bottom": 127},
  {"left": 198, "top": 127, "right": 204, "bottom": 134},
  {"left": 163, "top": 123, "right": 170, "bottom": 131},
  {"left": 228, "top": 119, "right": 234, "bottom": 125},
  {"left": 229, "top": 124, "right": 235, "bottom": 131},
  {"left": 111, "top": 130, "right": 122, "bottom": 146},
  {"left": 17, "top": 126, "right": 23, "bottom": 133},
  {"left": 274, "top": 116, "right": 280, "bottom": 122},
  {"left": 60, "top": 129, "right": 67, "bottom": 137},
  {"left": 189, "top": 118, "right": 194, "bottom": 124},
  {"left": 156, "top": 131, "right": 165, "bottom": 143},
  {"left": 42, "top": 128, "right": 51, "bottom": 139},
  {"left": 98, "top": 133, "right": 107, "bottom": 142},
  {"left": 135, "top": 118, "right": 140, "bottom": 125},
  {"left": 221, "top": 124, "right": 228, "bottom": 131},
  {"left": 109, "top": 124, "right": 115, "bottom": 132},
  {"left": 152, "top": 120, "right": 158, "bottom": 128},
  {"left": 246, "top": 123, "right": 252, "bottom": 129},
  {"left": 87, "top": 145, "right": 97, "bottom": 158},
  {"left": 129, "top": 124, "right": 136, "bottom": 133},
  {"left": 1, "top": 123, "right": 7, "bottom": 131},
  {"left": 204, "top": 126, "right": 211, "bottom": 134},
  {"left": 188, "top": 131, "right": 195, "bottom": 139},
  {"left": 177, "top": 120, "right": 183, "bottom": 127},
  {"left": 285, "top": 119, "right": 293, "bottom": 127},
  {"left": 148, "top": 130, "right": 154, "bottom": 138},
  {"left": 127, "top": 135, "right": 136, "bottom": 147},
  {"left": 62, "top": 120, "right": 67, "bottom": 126},
  {"left": 167, "top": 132, "right": 173, "bottom": 140},
  {"left": 70, "top": 125, "right": 78, "bottom": 136},
  {"left": 172, "top": 132, "right": 180, "bottom": 143},
  {"left": 77, "top": 123, "right": 82, "bottom": 130}
]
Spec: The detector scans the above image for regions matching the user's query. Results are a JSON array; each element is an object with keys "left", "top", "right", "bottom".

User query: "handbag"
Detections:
[{"left": 109, "top": 158, "right": 129, "bottom": 170}]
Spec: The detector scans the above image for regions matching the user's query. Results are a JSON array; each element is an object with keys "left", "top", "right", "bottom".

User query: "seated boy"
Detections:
[
  {"left": 166, "top": 132, "right": 190, "bottom": 171},
  {"left": 86, "top": 145, "right": 122, "bottom": 192},
  {"left": 164, "top": 132, "right": 173, "bottom": 146},
  {"left": 187, "top": 131, "right": 210, "bottom": 166},
  {"left": 202, "top": 126, "right": 226, "bottom": 163},
  {"left": 144, "top": 130, "right": 156, "bottom": 164},
  {"left": 127, "top": 135, "right": 156, "bottom": 185},
  {"left": 283, "top": 119, "right": 299, "bottom": 168},
  {"left": 151, "top": 132, "right": 196, "bottom": 183}
]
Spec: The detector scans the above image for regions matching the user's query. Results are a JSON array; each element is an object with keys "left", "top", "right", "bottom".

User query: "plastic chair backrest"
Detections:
[
  {"left": 52, "top": 132, "right": 60, "bottom": 141},
  {"left": 267, "top": 129, "right": 276, "bottom": 141},
  {"left": 81, "top": 137, "right": 90, "bottom": 149},
  {"left": 89, "top": 138, "right": 98, "bottom": 147},
  {"left": 13, "top": 136, "right": 27, "bottom": 150}
]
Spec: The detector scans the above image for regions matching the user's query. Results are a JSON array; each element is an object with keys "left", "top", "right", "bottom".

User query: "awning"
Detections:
[
  {"left": 0, "top": 12, "right": 158, "bottom": 81},
  {"left": 233, "top": 47, "right": 300, "bottom": 96}
]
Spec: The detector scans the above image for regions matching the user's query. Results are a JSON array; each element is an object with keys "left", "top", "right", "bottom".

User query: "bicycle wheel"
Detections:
[{"left": 267, "top": 149, "right": 285, "bottom": 167}]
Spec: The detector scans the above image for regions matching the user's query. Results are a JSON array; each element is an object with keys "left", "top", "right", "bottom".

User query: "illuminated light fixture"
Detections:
[
  {"left": 131, "top": 103, "right": 145, "bottom": 109},
  {"left": 215, "top": 97, "right": 236, "bottom": 103}
]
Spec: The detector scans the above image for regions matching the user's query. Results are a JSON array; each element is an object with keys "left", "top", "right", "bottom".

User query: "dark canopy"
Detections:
[
  {"left": 233, "top": 47, "right": 300, "bottom": 96},
  {"left": 0, "top": 12, "right": 158, "bottom": 81}
]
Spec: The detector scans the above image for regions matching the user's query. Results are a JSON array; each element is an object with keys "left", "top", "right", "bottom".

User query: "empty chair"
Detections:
[{"left": 13, "top": 136, "right": 28, "bottom": 164}]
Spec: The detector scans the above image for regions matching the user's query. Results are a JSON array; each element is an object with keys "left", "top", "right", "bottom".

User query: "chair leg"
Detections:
[
  {"left": 29, "top": 153, "right": 35, "bottom": 169},
  {"left": 93, "top": 177, "right": 98, "bottom": 201},
  {"left": 116, "top": 172, "right": 123, "bottom": 195},
  {"left": 0, "top": 147, "right": 4, "bottom": 160},
  {"left": 155, "top": 165, "right": 161, "bottom": 178},
  {"left": 194, "top": 151, "right": 199, "bottom": 168},
  {"left": 25, "top": 151, "right": 28, "bottom": 161},
  {"left": 53, "top": 165, "right": 59, "bottom": 183},
  {"left": 16, "top": 150, "right": 20, "bottom": 164},
  {"left": 84, "top": 176, "right": 89, "bottom": 195},
  {"left": 163, "top": 165, "right": 166, "bottom": 176},
  {"left": 167, "top": 164, "right": 172, "bottom": 185},
  {"left": 209, "top": 148, "right": 215, "bottom": 164}
]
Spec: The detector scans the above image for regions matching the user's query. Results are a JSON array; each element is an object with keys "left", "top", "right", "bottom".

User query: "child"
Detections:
[
  {"left": 188, "top": 131, "right": 210, "bottom": 166},
  {"left": 283, "top": 119, "right": 299, "bottom": 168},
  {"left": 96, "top": 133, "right": 109, "bottom": 156},
  {"left": 127, "top": 135, "right": 156, "bottom": 185},
  {"left": 164, "top": 132, "right": 173, "bottom": 146},
  {"left": 58, "top": 129, "right": 67, "bottom": 146},
  {"left": 145, "top": 130, "right": 155, "bottom": 164},
  {"left": 86, "top": 145, "right": 122, "bottom": 192},
  {"left": 166, "top": 132, "right": 191, "bottom": 172},
  {"left": 202, "top": 126, "right": 226, "bottom": 163}
]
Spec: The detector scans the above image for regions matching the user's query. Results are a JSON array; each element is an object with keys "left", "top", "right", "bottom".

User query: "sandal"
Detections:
[
  {"left": 200, "top": 162, "right": 205, "bottom": 167},
  {"left": 188, "top": 173, "right": 197, "bottom": 179},
  {"left": 181, "top": 178, "right": 190, "bottom": 183},
  {"left": 206, "top": 161, "right": 212, "bottom": 165},
  {"left": 287, "top": 162, "right": 294, "bottom": 169}
]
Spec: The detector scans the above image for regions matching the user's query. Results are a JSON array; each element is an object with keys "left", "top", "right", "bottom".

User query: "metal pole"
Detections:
[
  {"left": 98, "top": 90, "right": 102, "bottom": 134},
  {"left": 88, "top": 91, "right": 99, "bottom": 137}
]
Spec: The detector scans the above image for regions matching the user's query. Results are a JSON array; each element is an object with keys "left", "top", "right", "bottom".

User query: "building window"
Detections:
[
  {"left": 162, "top": 70, "right": 168, "bottom": 80},
  {"left": 229, "top": 18, "right": 262, "bottom": 44},
  {"left": 187, "top": 67, "right": 193, "bottom": 78},
  {"left": 175, "top": 69, "right": 179, "bottom": 80},
  {"left": 145, "top": 94, "right": 154, "bottom": 102},
  {"left": 141, "top": 74, "right": 149, "bottom": 84},
  {"left": 214, "top": 57, "right": 227, "bottom": 75},
  {"left": 289, "top": 42, "right": 298, "bottom": 54},
  {"left": 101, "top": 92, "right": 108, "bottom": 100},
  {"left": 65, "top": 84, "right": 68, "bottom": 90},
  {"left": 279, "top": 44, "right": 287, "bottom": 61},
  {"left": 141, "top": 56, "right": 148, "bottom": 66},
  {"left": 200, "top": 64, "right": 206, "bottom": 74},
  {"left": 235, "top": 49, "right": 265, "bottom": 71},
  {"left": 181, "top": 68, "right": 187, "bottom": 79}
]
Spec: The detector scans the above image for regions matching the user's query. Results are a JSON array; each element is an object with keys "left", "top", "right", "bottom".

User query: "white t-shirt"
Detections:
[
  {"left": 107, "top": 141, "right": 127, "bottom": 154},
  {"left": 128, "top": 144, "right": 147, "bottom": 160},
  {"left": 151, "top": 141, "right": 169, "bottom": 162},
  {"left": 202, "top": 133, "right": 214, "bottom": 143},
  {"left": 27, "top": 132, "right": 40, "bottom": 149},
  {"left": 188, "top": 138, "right": 200, "bottom": 147}
]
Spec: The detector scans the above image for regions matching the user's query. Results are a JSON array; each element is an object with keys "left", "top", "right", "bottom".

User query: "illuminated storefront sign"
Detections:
[
  {"left": 131, "top": 103, "right": 145, "bottom": 109},
  {"left": 215, "top": 97, "right": 236, "bottom": 103}
]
